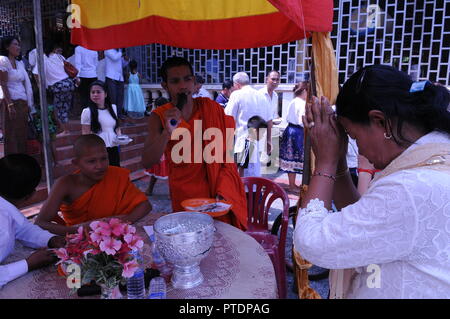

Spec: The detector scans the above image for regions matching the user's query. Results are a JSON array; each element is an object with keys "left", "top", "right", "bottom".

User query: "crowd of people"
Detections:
[{"left": 1, "top": 36, "right": 449, "bottom": 298}]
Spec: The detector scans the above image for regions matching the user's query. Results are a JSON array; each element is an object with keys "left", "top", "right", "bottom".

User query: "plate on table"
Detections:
[
  {"left": 115, "top": 135, "right": 133, "bottom": 145},
  {"left": 181, "top": 198, "right": 232, "bottom": 217}
]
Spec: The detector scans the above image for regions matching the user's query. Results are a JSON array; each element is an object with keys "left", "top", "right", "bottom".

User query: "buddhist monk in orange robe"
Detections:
[
  {"left": 142, "top": 57, "right": 247, "bottom": 230},
  {"left": 35, "top": 134, "right": 152, "bottom": 236}
]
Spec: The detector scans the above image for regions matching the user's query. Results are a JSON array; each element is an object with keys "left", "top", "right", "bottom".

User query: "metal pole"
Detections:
[{"left": 33, "top": 0, "right": 54, "bottom": 191}]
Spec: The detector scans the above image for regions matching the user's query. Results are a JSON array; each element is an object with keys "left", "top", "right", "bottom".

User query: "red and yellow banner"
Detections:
[{"left": 70, "top": 0, "right": 333, "bottom": 50}]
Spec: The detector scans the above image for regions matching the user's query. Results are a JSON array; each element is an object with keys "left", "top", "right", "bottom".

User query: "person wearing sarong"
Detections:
[
  {"left": 142, "top": 57, "right": 248, "bottom": 230},
  {"left": 293, "top": 65, "right": 450, "bottom": 298},
  {"left": 35, "top": 134, "right": 152, "bottom": 236},
  {"left": 0, "top": 36, "right": 33, "bottom": 155},
  {"left": 279, "top": 81, "right": 308, "bottom": 192}
]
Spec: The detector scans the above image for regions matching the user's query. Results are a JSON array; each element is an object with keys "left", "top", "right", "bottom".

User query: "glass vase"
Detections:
[{"left": 100, "top": 284, "right": 122, "bottom": 299}]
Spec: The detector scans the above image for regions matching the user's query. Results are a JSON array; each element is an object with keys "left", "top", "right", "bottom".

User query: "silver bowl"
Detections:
[{"left": 153, "top": 212, "right": 215, "bottom": 289}]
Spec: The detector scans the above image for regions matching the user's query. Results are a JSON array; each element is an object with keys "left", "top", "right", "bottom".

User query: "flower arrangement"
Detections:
[{"left": 55, "top": 218, "right": 144, "bottom": 294}]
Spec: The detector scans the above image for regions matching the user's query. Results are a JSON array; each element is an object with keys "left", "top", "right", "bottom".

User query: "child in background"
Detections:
[
  {"left": 124, "top": 60, "right": 146, "bottom": 119},
  {"left": 236, "top": 115, "right": 268, "bottom": 177},
  {"left": 144, "top": 97, "right": 169, "bottom": 196}
]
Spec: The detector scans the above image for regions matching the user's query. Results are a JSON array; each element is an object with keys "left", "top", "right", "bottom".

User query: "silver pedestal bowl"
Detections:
[{"left": 153, "top": 212, "right": 215, "bottom": 289}]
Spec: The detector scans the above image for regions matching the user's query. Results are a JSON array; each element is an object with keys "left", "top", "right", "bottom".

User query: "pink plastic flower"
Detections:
[
  {"left": 99, "top": 237, "right": 122, "bottom": 255},
  {"left": 124, "top": 234, "right": 144, "bottom": 251},
  {"left": 123, "top": 224, "right": 136, "bottom": 236},
  {"left": 55, "top": 248, "right": 69, "bottom": 265},
  {"left": 122, "top": 260, "right": 139, "bottom": 278},
  {"left": 90, "top": 221, "right": 112, "bottom": 243},
  {"left": 109, "top": 218, "right": 126, "bottom": 237},
  {"left": 68, "top": 226, "right": 84, "bottom": 243}
]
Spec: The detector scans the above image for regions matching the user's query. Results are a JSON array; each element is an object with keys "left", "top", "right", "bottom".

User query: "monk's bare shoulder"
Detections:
[{"left": 52, "top": 174, "right": 80, "bottom": 203}]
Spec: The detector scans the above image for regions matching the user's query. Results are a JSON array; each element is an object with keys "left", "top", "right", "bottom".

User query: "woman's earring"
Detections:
[{"left": 384, "top": 132, "right": 392, "bottom": 140}]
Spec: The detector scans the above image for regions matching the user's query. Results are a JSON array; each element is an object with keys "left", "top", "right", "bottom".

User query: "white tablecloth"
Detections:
[{"left": 0, "top": 213, "right": 277, "bottom": 299}]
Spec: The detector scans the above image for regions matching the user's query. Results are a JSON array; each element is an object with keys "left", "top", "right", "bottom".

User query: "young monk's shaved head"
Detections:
[{"left": 73, "top": 134, "right": 106, "bottom": 158}]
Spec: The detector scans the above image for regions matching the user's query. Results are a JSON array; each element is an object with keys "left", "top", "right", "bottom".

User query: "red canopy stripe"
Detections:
[{"left": 71, "top": 12, "right": 309, "bottom": 50}]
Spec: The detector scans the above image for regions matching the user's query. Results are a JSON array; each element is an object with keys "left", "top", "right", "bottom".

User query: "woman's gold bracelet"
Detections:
[{"left": 336, "top": 168, "right": 350, "bottom": 179}]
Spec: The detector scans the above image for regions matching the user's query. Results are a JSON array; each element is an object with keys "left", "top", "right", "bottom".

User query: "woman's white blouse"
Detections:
[
  {"left": 293, "top": 131, "right": 450, "bottom": 298},
  {"left": 0, "top": 56, "right": 33, "bottom": 107},
  {"left": 285, "top": 97, "right": 306, "bottom": 126},
  {"left": 32, "top": 53, "right": 68, "bottom": 87},
  {"left": 81, "top": 104, "right": 119, "bottom": 148}
]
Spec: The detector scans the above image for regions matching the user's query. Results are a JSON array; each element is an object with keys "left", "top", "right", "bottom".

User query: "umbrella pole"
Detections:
[
  {"left": 33, "top": 0, "right": 54, "bottom": 191},
  {"left": 292, "top": 39, "right": 320, "bottom": 299}
]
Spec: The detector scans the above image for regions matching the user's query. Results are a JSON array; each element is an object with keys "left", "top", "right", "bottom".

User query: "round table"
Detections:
[{"left": 0, "top": 213, "right": 277, "bottom": 299}]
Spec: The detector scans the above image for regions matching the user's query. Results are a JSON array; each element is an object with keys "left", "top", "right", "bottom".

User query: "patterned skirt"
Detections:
[
  {"left": 279, "top": 123, "right": 304, "bottom": 173},
  {"left": 48, "top": 78, "right": 75, "bottom": 123}
]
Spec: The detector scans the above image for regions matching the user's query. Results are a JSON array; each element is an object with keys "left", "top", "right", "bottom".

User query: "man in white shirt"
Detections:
[
  {"left": 0, "top": 154, "right": 65, "bottom": 288},
  {"left": 105, "top": 48, "right": 129, "bottom": 119},
  {"left": 225, "top": 72, "right": 273, "bottom": 176},
  {"left": 258, "top": 70, "right": 280, "bottom": 122},
  {"left": 74, "top": 45, "right": 99, "bottom": 107},
  {"left": 192, "top": 75, "right": 213, "bottom": 99}
]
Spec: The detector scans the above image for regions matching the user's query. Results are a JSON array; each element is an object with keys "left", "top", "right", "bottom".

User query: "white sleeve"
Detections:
[
  {"left": 0, "top": 56, "right": 9, "bottom": 72},
  {"left": 19, "top": 61, "right": 33, "bottom": 108},
  {"left": 14, "top": 212, "right": 53, "bottom": 249},
  {"left": 224, "top": 92, "right": 239, "bottom": 120},
  {"left": 105, "top": 49, "right": 122, "bottom": 61},
  {"left": 112, "top": 104, "right": 118, "bottom": 117},
  {"left": 28, "top": 49, "right": 37, "bottom": 67},
  {"left": 80, "top": 108, "right": 91, "bottom": 125},
  {"left": 74, "top": 47, "right": 82, "bottom": 74},
  {"left": 293, "top": 175, "right": 417, "bottom": 269},
  {"left": 0, "top": 260, "right": 28, "bottom": 288}
]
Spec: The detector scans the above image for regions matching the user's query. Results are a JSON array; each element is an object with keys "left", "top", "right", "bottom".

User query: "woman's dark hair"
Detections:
[
  {"left": 336, "top": 64, "right": 450, "bottom": 145},
  {"left": 0, "top": 36, "right": 21, "bottom": 60},
  {"left": 293, "top": 81, "right": 309, "bottom": 97},
  {"left": 129, "top": 59, "right": 138, "bottom": 70},
  {"left": 159, "top": 56, "right": 194, "bottom": 83},
  {"left": 43, "top": 39, "right": 62, "bottom": 57},
  {"left": 247, "top": 115, "right": 268, "bottom": 129},
  {"left": 87, "top": 80, "right": 120, "bottom": 134},
  {"left": 0, "top": 154, "right": 42, "bottom": 200}
]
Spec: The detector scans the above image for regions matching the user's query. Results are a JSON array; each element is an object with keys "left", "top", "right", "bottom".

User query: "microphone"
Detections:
[{"left": 170, "top": 93, "right": 187, "bottom": 126}]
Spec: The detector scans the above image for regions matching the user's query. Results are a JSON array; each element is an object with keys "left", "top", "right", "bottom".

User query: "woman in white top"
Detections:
[
  {"left": 0, "top": 36, "right": 33, "bottom": 155},
  {"left": 81, "top": 80, "right": 121, "bottom": 166},
  {"left": 294, "top": 65, "right": 450, "bottom": 298},
  {"left": 279, "top": 81, "right": 308, "bottom": 192},
  {"left": 34, "top": 40, "right": 76, "bottom": 136}
]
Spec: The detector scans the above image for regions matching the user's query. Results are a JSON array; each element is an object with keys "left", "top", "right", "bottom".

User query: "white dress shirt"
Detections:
[
  {"left": 28, "top": 48, "right": 37, "bottom": 68},
  {"left": 258, "top": 87, "right": 279, "bottom": 120},
  {"left": 32, "top": 53, "right": 69, "bottom": 88},
  {"left": 81, "top": 104, "right": 119, "bottom": 147},
  {"left": 285, "top": 97, "right": 306, "bottom": 126},
  {"left": 224, "top": 85, "right": 272, "bottom": 153},
  {"left": 192, "top": 87, "right": 213, "bottom": 99},
  {"left": 0, "top": 196, "right": 54, "bottom": 288},
  {"left": 294, "top": 131, "right": 450, "bottom": 298},
  {"left": 0, "top": 56, "right": 33, "bottom": 108},
  {"left": 105, "top": 49, "right": 127, "bottom": 82},
  {"left": 74, "top": 46, "right": 98, "bottom": 79}
]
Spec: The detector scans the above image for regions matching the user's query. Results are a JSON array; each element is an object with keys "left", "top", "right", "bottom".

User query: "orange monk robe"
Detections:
[
  {"left": 59, "top": 166, "right": 149, "bottom": 226},
  {"left": 153, "top": 97, "right": 248, "bottom": 230}
]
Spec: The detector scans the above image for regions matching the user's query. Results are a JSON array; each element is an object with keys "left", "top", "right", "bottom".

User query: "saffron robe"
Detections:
[
  {"left": 59, "top": 166, "right": 148, "bottom": 226},
  {"left": 153, "top": 97, "right": 248, "bottom": 230}
]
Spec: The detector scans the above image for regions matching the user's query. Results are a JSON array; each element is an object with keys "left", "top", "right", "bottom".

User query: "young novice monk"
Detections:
[
  {"left": 0, "top": 154, "right": 65, "bottom": 288},
  {"left": 36, "top": 134, "right": 152, "bottom": 236}
]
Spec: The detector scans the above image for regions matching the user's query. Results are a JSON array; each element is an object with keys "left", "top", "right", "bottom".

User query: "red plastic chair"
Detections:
[{"left": 242, "top": 177, "right": 290, "bottom": 299}]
